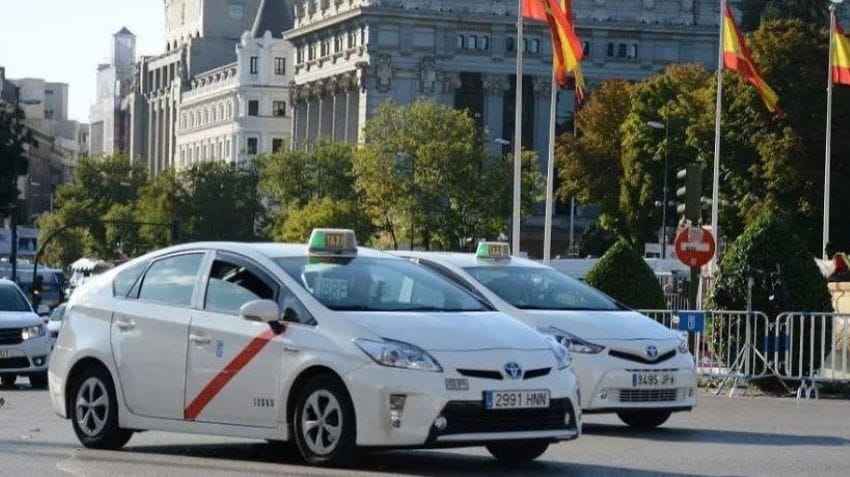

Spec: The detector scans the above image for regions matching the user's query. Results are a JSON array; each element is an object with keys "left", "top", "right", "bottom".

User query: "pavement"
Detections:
[{"left": 1, "top": 378, "right": 849, "bottom": 476}]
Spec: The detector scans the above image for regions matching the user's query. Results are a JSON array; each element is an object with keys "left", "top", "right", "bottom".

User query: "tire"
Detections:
[
  {"left": 69, "top": 366, "right": 133, "bottom": 449},
  {"left": 487, "top": 440, "right": 550, "bottom": 465},
  {"left": 29, "top": 372, "right": 48, "bottom": 389},
  {"left": 0, "top": 374, "right": 16, "bottom": 388},
  {"left": 292, "top": 374, "right": 356, "bottom": 466},
  {"left": 617, "top": 410, "right": 672, "bottom": 429}
]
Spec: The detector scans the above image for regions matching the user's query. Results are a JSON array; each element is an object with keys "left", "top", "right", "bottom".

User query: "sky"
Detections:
[{"left": 0, "top": 0, "right": 164, "bottom": 122}]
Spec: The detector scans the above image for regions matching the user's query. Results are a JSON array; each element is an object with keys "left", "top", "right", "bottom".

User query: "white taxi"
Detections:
[
  {"left": 397, "top": 243, "right": 698, "bottom": 429},
  {"left": 48, "top": 231, "right": 580, "bottom": 466}
]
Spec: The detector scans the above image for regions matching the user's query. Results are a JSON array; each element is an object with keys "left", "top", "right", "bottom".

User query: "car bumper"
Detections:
[
  {"left": 344, "top": 363, "right": 581, "bottom": 447},
  {"left": 0, "top": 336, "right": 52, "bottom": 375},
  {"left": 573, "top": 353, "right": 697, "bottom": 412}
]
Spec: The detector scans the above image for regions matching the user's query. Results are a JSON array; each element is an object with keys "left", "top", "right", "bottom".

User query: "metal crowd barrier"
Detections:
[{"left": 773, "top": 313, "right": 850, "bottom": 385}]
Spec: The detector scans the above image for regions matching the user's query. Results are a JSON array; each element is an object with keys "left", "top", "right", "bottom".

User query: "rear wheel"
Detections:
[
  {"left": 29, "top": 372, "right": 48, "bottom": 389},
  {"left": 617, "top": 410, "right": 672, "bottom": 429},
  {"left": 70, "top": 366, "right": 133, "bottom": 449},
  {"left": 0, "top": 374, "right": 16, "bottom": 388},
  {"left": 292, "top": 375, "right": 356, "bottom": 466},
  {"left": 487, "top": 440, "right": 550, "bottom": 464}
]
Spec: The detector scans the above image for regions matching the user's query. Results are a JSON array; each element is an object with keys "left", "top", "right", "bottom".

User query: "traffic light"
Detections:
[{"left": 676, "top": 163, "right": 702, "bottom": 224}]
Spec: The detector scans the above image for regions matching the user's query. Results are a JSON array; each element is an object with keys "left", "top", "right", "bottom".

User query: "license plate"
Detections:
[
  {"left": 0, "top": 349, "right": 10, "bottom": 359},
  {"left": 484, "top": 390, "right": 550, "bottom": 410},
  {"left": 632, "top": 372, "right": 676, "bottom": 388}
]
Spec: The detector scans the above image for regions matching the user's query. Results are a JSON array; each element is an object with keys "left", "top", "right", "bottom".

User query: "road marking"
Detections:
[{"left": 184, "top": 327, "right": 285, "bottom": 421}]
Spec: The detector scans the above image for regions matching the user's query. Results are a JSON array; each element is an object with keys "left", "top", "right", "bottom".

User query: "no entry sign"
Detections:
[{"left": 674, "top": 227, "right": 716, "bottom": 268}]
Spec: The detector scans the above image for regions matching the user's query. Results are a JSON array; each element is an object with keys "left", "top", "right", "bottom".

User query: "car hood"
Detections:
[
  {"left": 517, "top": 309, "right": 679, "bottom": 342},
  {"left": 0, "top": 311, "right": 43, "bottom": 328},
  {"left": 337, "top": 311, "right": 550, "bottom": 351}
]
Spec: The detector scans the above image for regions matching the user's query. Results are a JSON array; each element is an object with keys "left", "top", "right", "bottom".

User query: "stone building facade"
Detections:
[
  {"left": 286, "top": 0, "right": 720, "bottom": 159},
  {"left": 89, "top": 28, "right": 137, "bottom": 157}
]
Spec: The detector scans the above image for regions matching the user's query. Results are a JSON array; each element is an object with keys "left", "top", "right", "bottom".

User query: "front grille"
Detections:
[
  {"left": 616, "top": 388, "right": 680, "bottom": 403},
  {"left": 0, "top": 328, "right": 24, "bottom": 345},
  {"left": 523, "top": 367, "right": 551, "bottom": 379},
  {"left": 457, "top": 369, "right": 503, "bottom": 380},
  {"left": 437, "top": 398, "right": 575, "bottom": 436},
  {"left": 0, "top": 357, "right": 31, "bottom": 369},
  {"left": 609, "top": 349, "right": 676, "bottom": 365}
]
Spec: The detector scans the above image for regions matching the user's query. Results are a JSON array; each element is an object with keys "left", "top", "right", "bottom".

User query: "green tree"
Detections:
[
  {"left": 135, "top": 170, "right": 187, "bottom": 248},
  {"left": 740, "top": 0, "right": 829, "bottom": 31},
  {"left": 585, "top": 239, "right": 665, "bottom": 310},
  {"left": 181, "top": 162, "right": 262, "bottom": 242},
  {"left": 0, "top": 107, "right": 29, "bottom": 219},
  {"left": 354, "top": 100, "right": 541, "bottom": 250},
  {"left": 281, "top": 198, "right": 373, "bottom": 243},
  {"left": 557, "top": 79, "right": 633, "bottom": 235}
]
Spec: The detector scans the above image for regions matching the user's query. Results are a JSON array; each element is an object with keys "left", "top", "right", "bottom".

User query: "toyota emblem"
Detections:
[
  {"left": 646, "top": 345, "right": 659, "bottom": 359},
  {"left": 503, "top": 362, "right": 523, "bottom": 379}
]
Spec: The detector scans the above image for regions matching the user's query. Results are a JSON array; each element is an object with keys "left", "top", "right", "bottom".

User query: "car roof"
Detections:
[
  {"left": 150, "top": 242, "right": 398, "bottom": 261},
  {"left": 393, "top": 251, "right": 550, "bottom": 270}
]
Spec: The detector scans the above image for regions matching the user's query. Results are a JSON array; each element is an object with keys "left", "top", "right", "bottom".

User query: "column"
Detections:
[
  {"left": 147, "top": 98, "right": 155, "bottom": 175},
  {"left": 304, "top": 95, "right": 313, "bottom": 147},
  {"left": 483, "top": 74, "right": 509, "bottom": 157},
  {"left": 152, "top": 99, "right": 160, "bottom": 176},
  {"left": 533, "top": 77, "right": 552, "bottom": 172}
]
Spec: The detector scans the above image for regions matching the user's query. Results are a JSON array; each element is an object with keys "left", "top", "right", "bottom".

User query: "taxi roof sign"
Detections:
[
  {"left": 476, "top": 242, "right": 511, "bottom": 260},
  {"left": 308, "top": 229, "right": 358, "bottom": 256}
]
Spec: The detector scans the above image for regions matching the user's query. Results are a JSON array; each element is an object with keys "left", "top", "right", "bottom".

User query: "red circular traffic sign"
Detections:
[{"left": 674, "top": 227, "right": 716, "bottom": 268}]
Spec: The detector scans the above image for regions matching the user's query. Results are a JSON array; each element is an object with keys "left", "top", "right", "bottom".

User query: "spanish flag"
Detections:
[
  {"left": 722, "top": 5, "right": 783, "bottom": 115},
  {"left": 522, "top": 0, "right": 547, "bottom": 20},
  {"left": 540, "top": 0, "right": 585, "bottom": 90},
  {"left": 557, "top": 0, "right": 587, "bottom": 102},
  {"left": 834, "top": 23, "right": 850, "bottom": 86}
]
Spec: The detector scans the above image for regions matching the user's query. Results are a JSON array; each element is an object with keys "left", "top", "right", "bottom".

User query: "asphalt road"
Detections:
[{"left": 1, "top": 378, "right": 848, "bottom": 476}]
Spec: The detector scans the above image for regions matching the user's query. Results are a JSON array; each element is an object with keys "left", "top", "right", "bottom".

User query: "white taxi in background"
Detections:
[
  {"left": 48, "top": 230, "right": 580, "bottom": 466},
  {"left": 397, "top": 243, "right": 697, "bottom": 429}
]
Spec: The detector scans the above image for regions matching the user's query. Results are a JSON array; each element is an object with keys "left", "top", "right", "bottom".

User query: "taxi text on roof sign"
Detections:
[
  {"left": 308, "top": 229, "right": 358, "bottom": 256},
  {"left": 476, "top": 242, "right": 511, "bottom": 260}
]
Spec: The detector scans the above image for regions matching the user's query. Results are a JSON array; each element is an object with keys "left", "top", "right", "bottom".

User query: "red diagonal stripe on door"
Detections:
[{"left": 184, "top": 326, "right": 284, "bottom": 421}]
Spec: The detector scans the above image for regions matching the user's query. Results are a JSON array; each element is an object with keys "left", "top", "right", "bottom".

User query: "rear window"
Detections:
[
  {"left": 0, "top": 283, "right": 32, "bottom": 312},
  {"left": 113, "top": 261, "right": 150, "bottom": 298}
]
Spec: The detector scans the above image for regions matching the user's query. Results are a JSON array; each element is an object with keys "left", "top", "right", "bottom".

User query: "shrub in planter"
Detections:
[
  {"left": 586, "top": 238, "right": 665, "bottom": 310},
  {"left": 706, "top": 212, "right": 833, "bottom": 388}
]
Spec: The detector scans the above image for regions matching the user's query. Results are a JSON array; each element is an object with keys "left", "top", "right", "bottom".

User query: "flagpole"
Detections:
[
  {"left": 710, "top": 0, "right": 726, "bottom": 276},
  {"left": 824, "top": 3, "right": 837, "bottom": 259},
  {"left": 512, "top": 0, "right": 525, "bottom": 257},
  {"left": 543, "top": 68, "right": 558, "bottom": 262}
]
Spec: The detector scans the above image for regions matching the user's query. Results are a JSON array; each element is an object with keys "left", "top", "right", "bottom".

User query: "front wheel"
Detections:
[
  {"left": 29, "top": 372, "right": 48, "bottom": 389},
  {"left": 617, "top": 410, "right": 672, "bottom": 429},
  {"left": 292, "top": 375, "right": 356, "bottom": 466},
  {"left": 487, "top": 440, "right": 550, "bottom": 464},
  {"left": 70, "top": 366, "right": 133, "bottom": 449}
]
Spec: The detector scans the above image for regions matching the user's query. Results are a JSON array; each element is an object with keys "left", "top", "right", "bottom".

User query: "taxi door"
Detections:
[{"left": 183, "top": 252, "right": 283, "bottom": 428}]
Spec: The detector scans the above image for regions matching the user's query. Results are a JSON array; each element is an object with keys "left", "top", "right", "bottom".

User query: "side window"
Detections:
[
  {"left": 204, "top": 258, "right": 278, "bottom": 316},
  {"left": 138, "top": 254, "right": 204, "bottom": 307},
  {"left": 281, "top": 288, "right": 316, "bottom": 326},
  {"left": 113, "top": 261, "right": 149, "bottom": 298}
]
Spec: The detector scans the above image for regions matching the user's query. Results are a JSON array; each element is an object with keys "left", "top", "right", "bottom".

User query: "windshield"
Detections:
[
  {"left": 464, "top": 266, "right": 621, "bottom": 311},
  {"left": 275, "top": 257, "right": 491, "bottom": 312},
  {"left": 0, "top": 284, "right": 32, "bottom": 312}
]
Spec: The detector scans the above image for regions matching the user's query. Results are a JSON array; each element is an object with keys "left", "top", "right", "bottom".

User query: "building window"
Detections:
[
  {"left": 226, "top": 140, "right": 231, "bottom": 158},
  {"left": 607, "top": 42, "right": 615, "bottom": 57},
  {"left": 308, "top": 43, "right": 316, "bottom": 60},
  {"left": 272, "top": 138, "right": 284, "bottom": 153},
  {"left": 229, "top": 3, "right": 244, "bottom": 19},
  {"left": 247, "top": 137, "right": 258, "bottom": 156},
  {"left": 457, "top": 34, "right": 465, "bottom": 49},
  {"left": 248, "top": 100, "right": 260, "bottom": 116},
  {"left": 469, "top": 35, "right": 478, "bottom": 50},
  {"left": 530, "top": 39, "right": 540, "bottom": 54},
  {"left": 506, "top": 37, "right": 515, "bottom": 52},
  {"left": 347, "top": 30, "right": 357, "bottom": 48},
  {"left": 583, "top": 41, "right": 591, "bottom": 58},
  {"left": 203, "top": 144, "right": 208, "bottom": 161},
  {"left": 628, "top": 43, "right": 639, "bottom": 59},
  {"left": 273, "top": 101, "right": 287, "bottom": 117},
  {"left": 334, "top": 35, "right": 343, "bottom": 53},
  {"left": 250, "top": 56, "right": 259, "bottom": 74},
  {"left": 618, "top": 43, "right": 627, "bottom": 58},
  {"left": 275, "top": 57, "right": 286, "bottom": 75},
  {"left": 218, "top": 142, "right": 223, "bottom": 160},
  {"left": 297, "top": 47, "right": 304, "bottom": 64},
  {"left": 480, "top": 36, "right": 489, "bottom": 51}
]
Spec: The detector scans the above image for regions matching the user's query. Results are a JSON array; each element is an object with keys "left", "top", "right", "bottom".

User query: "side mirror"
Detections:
[
  {"left": 37, "top": 304, "right": 50, "bottom": 317},
  {"left": 239, "top": 299, "right": 281, "bottom": 324}
]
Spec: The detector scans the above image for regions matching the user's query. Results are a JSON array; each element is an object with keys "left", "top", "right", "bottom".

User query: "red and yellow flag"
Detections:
[
  {"left": 522, "top": 0, "right": 547, "bottom": 20},
  {"left": 833, "top": 23, "right": 850, "bottom": 86},
  {"left": 557, "top": 0, "right": 586, "bottom": 102},
  {"left": 722, "top": 6, "right": 782, "bottom": 115},
  {"left": 539, "top": 0, "right": 585, "bottom": 90}
]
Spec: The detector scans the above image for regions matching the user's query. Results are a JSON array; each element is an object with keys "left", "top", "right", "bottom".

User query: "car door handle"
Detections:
[
  {"left": 189, "top": 334, "right": 212, "bottom": 345},
  {"left": 283, "top": 346, "right": 300, "bottom": 354},
  {"left": 115, "top": 318, "right": 135, "bottom": 330}
]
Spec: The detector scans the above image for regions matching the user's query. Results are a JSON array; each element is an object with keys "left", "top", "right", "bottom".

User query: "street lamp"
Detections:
[
  {"left": 494, "top": 138, "right": 511, "bottom": 157},
  {"left": 648, "top": 119, "right": 670, "bottom": 259}
]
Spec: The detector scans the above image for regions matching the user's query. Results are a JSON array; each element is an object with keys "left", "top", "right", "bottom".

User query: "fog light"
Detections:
[
  {"left": 389, "top": 394, "right": 406, "bottom": 428},
  {"left": 564, "top": 412, "right": 572, "bottom": 427},
  {"left": 33, "top": 357, "right": 45, "bottom": 366},
  {"left": 599, "top": 389, "right": 608, "bottom": 400},
  {"left": 434, "top": 415, "right": 447, "bottom": 431}
]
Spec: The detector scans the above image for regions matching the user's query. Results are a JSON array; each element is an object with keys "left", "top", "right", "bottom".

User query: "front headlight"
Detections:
[
  {"left": 538, "top": 326, "right": 605, "bottom": 354},
  {"left": 547, "top": 336, "right": 572, "bottom": 370},
  {"left": 21, "top": 325, "right": 46, "bottom": 341},
  {"left": 355, "top": 338, "right": 443, "bottom": 373},
  {"left": 678, "top": 338, "right": 690, "bottom": 354}
]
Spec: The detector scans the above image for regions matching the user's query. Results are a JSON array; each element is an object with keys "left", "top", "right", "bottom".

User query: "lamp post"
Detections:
[{"left": 648, "top": 119, "right": 669, "bottom": 259}]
